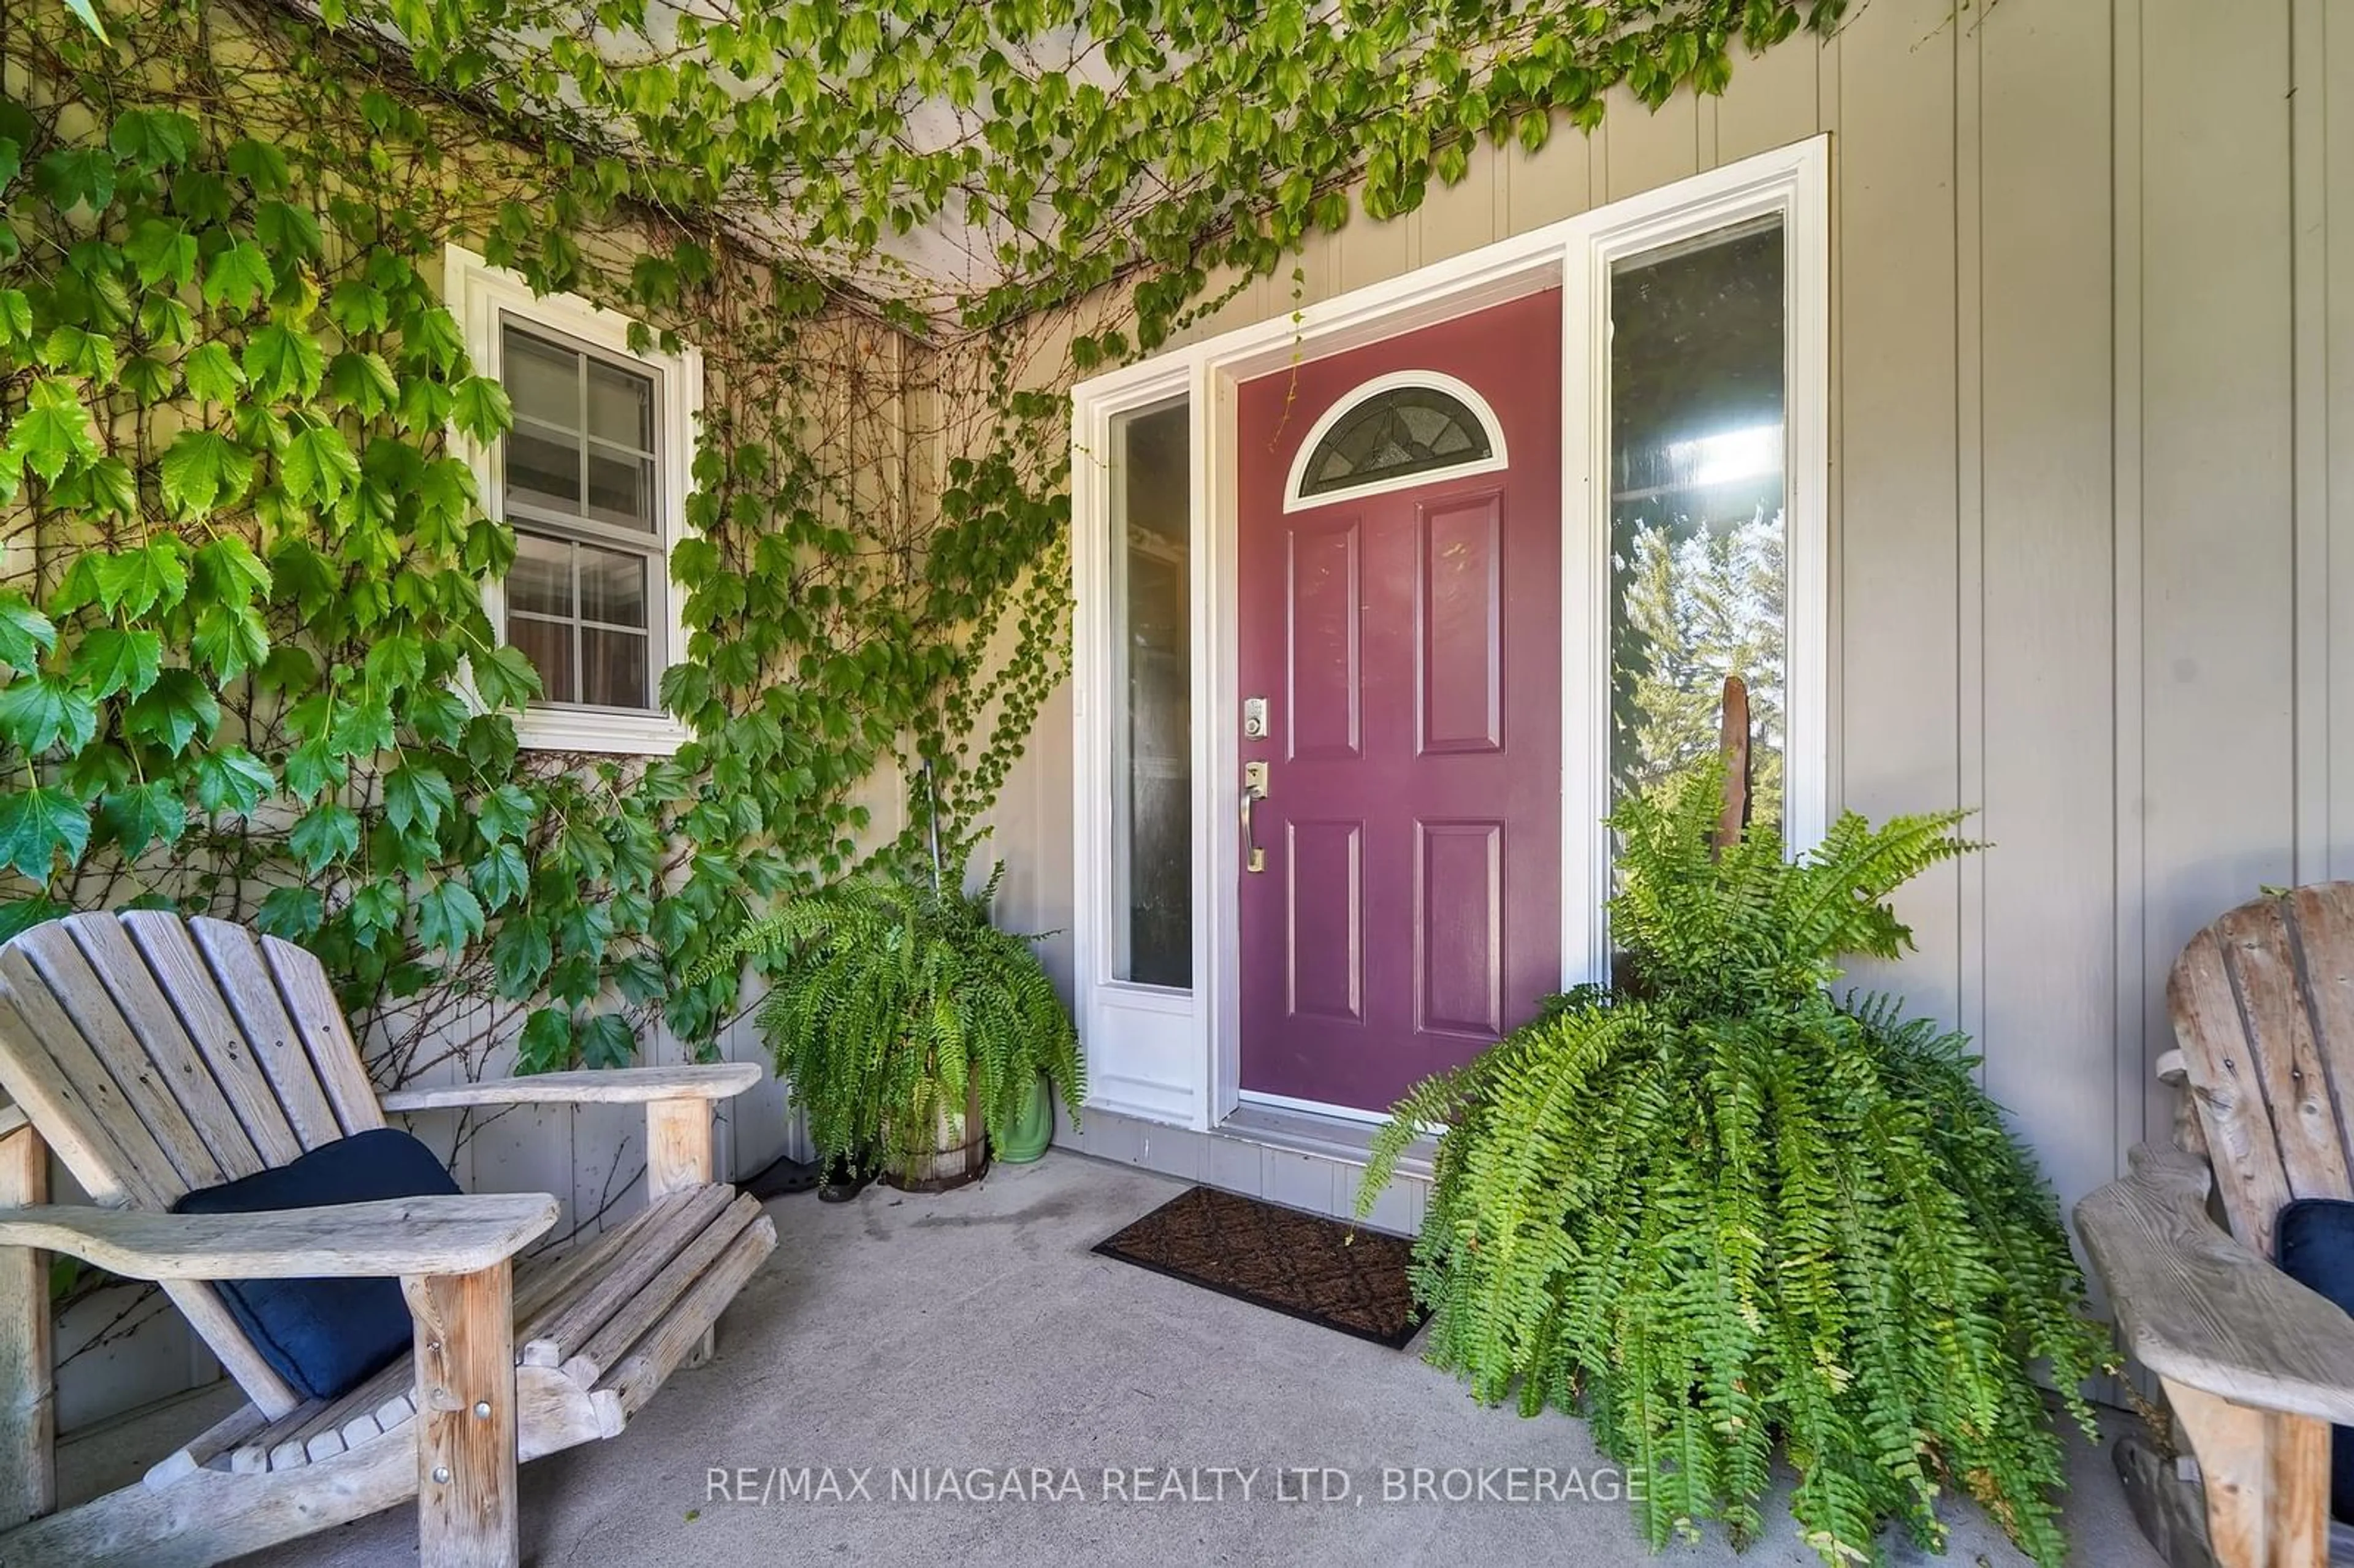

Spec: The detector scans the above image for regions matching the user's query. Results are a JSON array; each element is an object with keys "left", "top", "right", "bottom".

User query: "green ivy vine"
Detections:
[{"left": 0, "top": 0, "right": 1838, "bottom": 1083}]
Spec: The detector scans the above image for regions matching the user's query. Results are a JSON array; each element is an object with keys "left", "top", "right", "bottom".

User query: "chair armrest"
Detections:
[
  {"left": 0, "top": 1193, "right": 557, "bottom": 1280},
  {"left": 2076, "top": 1141, "right": 2354, "bottom": 1423},
  {"left": 380, "top": 1063, "right": 761, "bottom": 1113}
]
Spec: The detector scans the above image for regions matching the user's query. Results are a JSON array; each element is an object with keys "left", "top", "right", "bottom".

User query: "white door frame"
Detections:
[{"left": 1070, "top": 135, "right": 1831, "bottom": 1133}]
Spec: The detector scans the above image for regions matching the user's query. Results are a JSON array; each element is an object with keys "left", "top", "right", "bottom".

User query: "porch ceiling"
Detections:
[{"left": 308, "top": 0, "right": 1830, "bottom": 333}]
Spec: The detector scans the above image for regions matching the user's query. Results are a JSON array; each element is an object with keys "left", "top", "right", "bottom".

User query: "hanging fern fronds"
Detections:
[
  {"left": 698, "top": 866, "right": 1082, "bottom": 1174},
  {"left": 1358, "top": 763, "right": 2109, "bottom": 1567}
]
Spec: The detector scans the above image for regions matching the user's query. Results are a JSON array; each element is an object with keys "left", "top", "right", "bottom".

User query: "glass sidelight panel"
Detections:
[
  {"left": 1109, "top": 398, "right": 1193, "bottom": 988},
  {"left": 1607, "top": 217, "right": 1788, "bottom": 839}
]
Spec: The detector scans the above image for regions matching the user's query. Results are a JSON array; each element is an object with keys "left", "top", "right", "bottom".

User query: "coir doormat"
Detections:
[{"left": 1091, "top": 1185, "right": 1426, "bottom": 1349}]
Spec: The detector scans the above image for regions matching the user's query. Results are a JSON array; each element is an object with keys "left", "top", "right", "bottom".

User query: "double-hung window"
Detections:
[{"left": 447, "top": 246, "right": 698, "bottom": 755}]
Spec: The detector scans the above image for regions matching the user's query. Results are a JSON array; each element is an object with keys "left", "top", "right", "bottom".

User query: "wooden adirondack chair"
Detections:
[
  {"left": 0, "top": 911, "right": 777, "bottom": 1568},
  {"left": 2079, "top": 883, "right": 2354, "bottom": 1568}
]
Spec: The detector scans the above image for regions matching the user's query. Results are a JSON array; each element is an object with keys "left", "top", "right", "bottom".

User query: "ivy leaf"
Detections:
[
  {"left": 470, "top": 842, "right": 530, "bottom": 911},
  {"left": 89, "top": 541, "right": 189, "bottom": 617},
  {"left": 383, "top": 761, "right": 455, "bottom": 837},
  {"left": 0, "top": 291, "right": 32, "bottom": 351},
  {"left": 327, "top": 280, "right": 390, "bottom": 336},
  {"left": 451, "top": 375, "right": 514, "bottom": 442},
  {"left": 126, "top": 218, "right": 197, "bottom": 290},
  {"left": 192, "top": 601, "right": 270, "bottom": 681},
  {"left": 200, "top": 242, "right": 275, "bottom": 314},
  {"left": 183, "top": 342, "right": 245, "bottom": 405},
  {"left": 611, "top": 951, "right": 666, "bottom": 1004},
  {"left": 33, "top": 148, "right": 114, "bottom": 215},
  {"left": 0, "top": 675, "right": 99, "bottom": 755},
  {"left": 476, "top": 782, "right": 538, "bottom": 845},
  {"left": 242, "top": 322, "right": 325, "bottom": 400},
  {"left": 159, "top": 428, "right": 254, "bottom": 516},
  {"left": 190, "top": 746, "right": 273, "bottom": 813},
  {"left": 72, "top": 626, "right": 162, "bottom": 699},
  {"left": 326, "top": 351, "right": 398, "bottom": 418},
  {"left": 225, "top": 139, "right": 290, "bottom": 194},
  {"left": 42, "top": 324, "right": 117, "bottom": 385},
  {"left": 515, "top": 1005, "right": 573, "bottom": 1073},
  {"left": 330, "top": 695, "right": 394, "bottom": 755},
  {"left": 74, "top": 455, "right": 137, "bottom": 519},
  {"left": 119, "top": 356, "right": 173, "bottom": 405},
  {"left": 403, "top": 305, "right": 465, "bottom": 373},
  {"left": 280, "top": 419, "right": 359, "bottom": 506},
  {"left": 99, "top": 780, "right": 188, "bottom": 858},
  {"left": 124, "top": 668, "right": 219, "bottom": 755},
  {"left": 286, "top": 802, "right": 359, "bottom": 871},
  {"left": 283, "top": 734, "right": 345, "bottom": 802},
  {"left": 193, "top": 536, "right": 272, "bottom": 603},
  {"left": 255, "top": 885, "right": 324, "bottom": 940},
  {"left": 470, "top": 643, "right": 543, "bottom": 710},
  {"left": 0, "top": 596, "right": 57, "bottom": 671},
  {"left": 578, "top": 1013, "right": 636, "bottom": 1070},
  {"left": 0, "top": 788, "right": 90, "bottom": 881},
  {"left": 364, "top": 632, "right": 426, "bottom": 692},
  {"left": 349, "top": 880, "right": 402, "bottom": 943},
  {"left": 416, "top": 880, "right": 488, "bottom": 957},
  {"left": 8, "top": 379, "right": 102, "bottom": 483},
  {"left": 108, "top": 108, "right": 197, "bottom": 171},
  {"left": 253, "top": 199, "right": 322, "bottom": 262}
]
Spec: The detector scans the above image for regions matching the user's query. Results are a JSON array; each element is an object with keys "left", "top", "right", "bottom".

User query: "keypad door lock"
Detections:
[{"left": 1242, "top": 696, "right": 1268, "bottom": 739}]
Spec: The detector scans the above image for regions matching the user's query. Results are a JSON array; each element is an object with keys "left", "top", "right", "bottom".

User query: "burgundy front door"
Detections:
[{"left": 1236, "top": 291, "right": 1564, "bottom": 1116}]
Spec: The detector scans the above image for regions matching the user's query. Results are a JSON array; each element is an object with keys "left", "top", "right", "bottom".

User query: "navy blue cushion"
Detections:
[
  {"left": 172, "top": 1128, "right": 461, "bottom": 1401},
  {"left": 2276, "top": 1198, "right": 2354, "bottom": 1523}
]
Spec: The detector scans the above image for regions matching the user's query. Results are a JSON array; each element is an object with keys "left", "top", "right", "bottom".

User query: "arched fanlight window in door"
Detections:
[{"left": 1283, "top": 368, "right": 1509, "bottom": 511}]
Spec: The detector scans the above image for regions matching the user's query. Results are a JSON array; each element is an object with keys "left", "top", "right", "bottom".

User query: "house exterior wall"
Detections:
[
  {"left": 16, "top": 10, "right": 905, "bottom": 1434},
  {"left": 981, "top": 0, "right": 2348, "bottom": 1248}
]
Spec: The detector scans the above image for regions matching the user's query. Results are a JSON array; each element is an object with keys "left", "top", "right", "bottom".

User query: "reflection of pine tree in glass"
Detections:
[{"left": 1610, "top": 497, "right": 1787, "bottom": 837}]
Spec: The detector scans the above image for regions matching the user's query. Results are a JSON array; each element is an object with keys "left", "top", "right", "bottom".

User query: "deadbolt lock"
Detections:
[{"left": 1242, "top": 696, "right": 1268, "bottom": 739}]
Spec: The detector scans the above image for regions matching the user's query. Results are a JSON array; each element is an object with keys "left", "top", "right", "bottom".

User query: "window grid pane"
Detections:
[
  {"left": 1298, "top": 386, "right": 1492, "bottom": 499},
  {"left": 506, "top": 528, "right": 663, "bottom": 713},
  {"left": 497, "top": 316, "right": 666, "bottom": 717}
]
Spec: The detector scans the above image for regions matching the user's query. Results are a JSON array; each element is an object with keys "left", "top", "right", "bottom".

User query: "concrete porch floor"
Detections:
[{"left": 69, "top": 1151, "right": 2165, "bottom": 1567}]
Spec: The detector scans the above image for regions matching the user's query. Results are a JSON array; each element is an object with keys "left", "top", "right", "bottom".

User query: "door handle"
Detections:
[{"left": 1240, "top": 761, "right": 1269, "bottom": 873}]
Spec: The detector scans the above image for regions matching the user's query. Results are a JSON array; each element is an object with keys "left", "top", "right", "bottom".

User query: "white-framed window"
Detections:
[{"left": 445, "top": 245, "right": 699, "bottom": 756}]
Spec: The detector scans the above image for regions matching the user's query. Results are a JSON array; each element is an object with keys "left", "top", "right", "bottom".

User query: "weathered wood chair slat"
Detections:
[
  {"left": 0, "top": 911, "right": 774, "bottom": 1568},
  {"left": 182, "top": 916, "right": 352, "bottom": 1147},
  {"left": 2080, "top": 883, "right": 2354, "bottom": 1568}
]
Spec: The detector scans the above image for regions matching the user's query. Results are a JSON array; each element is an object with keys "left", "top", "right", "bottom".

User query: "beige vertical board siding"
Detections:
[
  {"left": 1977, "top": 0, "right": 2119, "bottom": 1220},
  {"left": 1832, "top": 0, "right": 1964, "bottom": 1026},
  {"left": 1503, "top": 116, "right": 1593, "bottom": 232},
  {"left": 2136, "top": 0, "right": 2296, "bottom": 1095},
  {"left": 2324, "top": 0, "right": 2354, "bottom": 888},
  {"left": 1712, "top": 32, "right": 1821, "bottom": 167},
  {"left": 1602, "top": 83, "right": 1699, "bottom": 202},
  {"left": 1412, "top": 138, "right": 1505, "bottom": 267},
  {"left": 2296, "top": 0, "right": 2331, "bottom": 888},
  {"left": 1339, "top": 189, "right": 1412, "bottom": 295}
]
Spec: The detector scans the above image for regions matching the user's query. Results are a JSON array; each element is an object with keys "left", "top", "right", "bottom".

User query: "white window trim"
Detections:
[
  {"left": 445, "top": 244, "right": 698, "bottom": 756},
  {"left": 1281, "top": 368, "right": 1510, "bottom": 512},
  {"left": 1067, "top": 137, "right": 1830, "bottom": 1132}
]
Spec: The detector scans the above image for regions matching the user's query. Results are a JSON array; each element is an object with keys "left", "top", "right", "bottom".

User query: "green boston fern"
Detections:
[
  {"left": 705, "top": 866, "right": 1083, "bottom": 1175},
  {"left": 1357, "top": 766, "right": 2109, "bottom": 1567}
]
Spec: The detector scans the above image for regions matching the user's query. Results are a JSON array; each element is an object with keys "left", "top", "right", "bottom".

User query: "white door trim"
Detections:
[{"left": 1070, "top": 135, "right": 1832, "bottom": 1132}]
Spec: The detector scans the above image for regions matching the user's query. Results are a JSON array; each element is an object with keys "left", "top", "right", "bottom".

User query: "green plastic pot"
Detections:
[{"left": 995, "top": 1073, "right": 1054, "bottom": 1163}]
